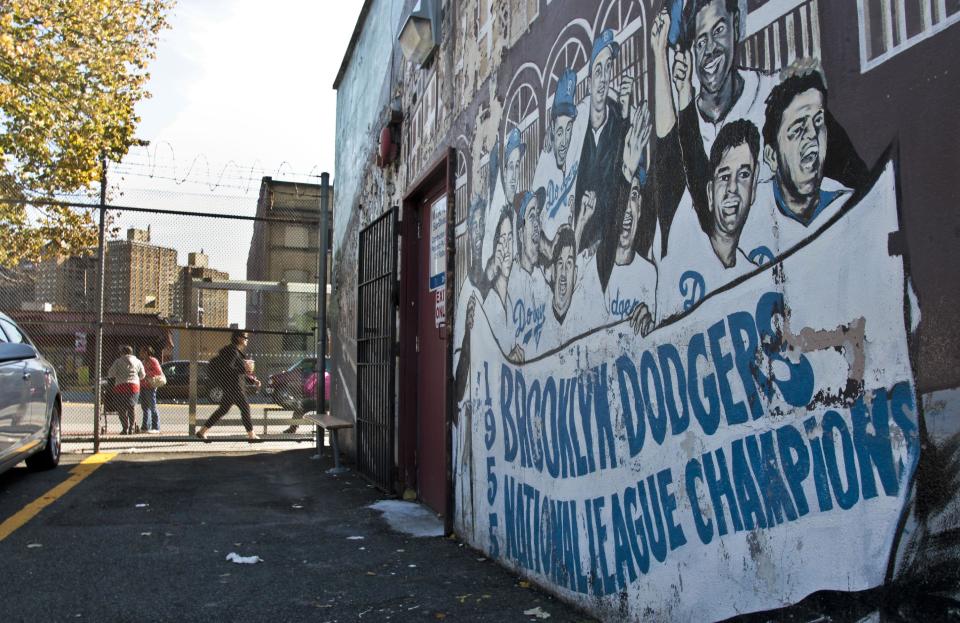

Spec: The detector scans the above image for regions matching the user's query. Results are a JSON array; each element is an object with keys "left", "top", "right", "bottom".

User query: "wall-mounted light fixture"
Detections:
[{"left": 398, "top": 0, "right": 439, "bottom": 67}]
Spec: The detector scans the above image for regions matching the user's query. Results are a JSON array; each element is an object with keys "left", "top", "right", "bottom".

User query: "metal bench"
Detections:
[{"left": 302, "top": 411, "right": 353, "bottom": 474}]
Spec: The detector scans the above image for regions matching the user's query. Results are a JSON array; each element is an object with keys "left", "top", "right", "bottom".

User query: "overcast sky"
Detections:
[{"left": 110, "top": 0, "right": 365, "bottom": 326}]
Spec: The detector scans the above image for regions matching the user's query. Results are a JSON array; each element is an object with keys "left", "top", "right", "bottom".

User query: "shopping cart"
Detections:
[{"left": 98, "top": 378, "right": 121, "bottom": 435}]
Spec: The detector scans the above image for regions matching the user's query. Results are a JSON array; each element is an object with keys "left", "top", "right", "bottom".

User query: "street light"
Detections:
[{"left": 398, "top": 0, "right": 439, "bottom": 67}]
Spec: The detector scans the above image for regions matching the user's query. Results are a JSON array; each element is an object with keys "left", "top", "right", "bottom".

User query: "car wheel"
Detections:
[
  {"left": 26, "top": 403, "right": 61, "bottom": 471},
  {"left": 207, "top": 386, "right": 224, "bottom": 404}
]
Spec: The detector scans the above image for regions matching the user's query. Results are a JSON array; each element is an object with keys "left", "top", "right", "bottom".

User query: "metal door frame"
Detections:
[{"left": 356, "top": 206, "right": 398, "bottom": 491}]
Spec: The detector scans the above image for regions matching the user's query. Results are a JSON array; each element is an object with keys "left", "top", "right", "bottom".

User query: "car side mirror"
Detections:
[{"left": 0, "top": 342, "right": 38, "bottom": 363}]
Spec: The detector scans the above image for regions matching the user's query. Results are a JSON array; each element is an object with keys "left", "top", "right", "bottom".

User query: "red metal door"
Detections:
[{"left": 415, "top": 194, "right": 448, "bottom": 515}]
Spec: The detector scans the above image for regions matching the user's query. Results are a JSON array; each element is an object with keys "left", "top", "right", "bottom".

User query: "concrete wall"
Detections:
[
  {"left": 332, "top": 1, "right": 960, "bottom": 619},
  {"left": 331, "top": 0, "right": 406, "bottom": 460}
]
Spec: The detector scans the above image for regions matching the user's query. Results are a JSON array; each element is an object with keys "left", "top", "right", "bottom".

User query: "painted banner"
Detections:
[{"left": 454, "top": 163, "right": 920, "bottom": 621}]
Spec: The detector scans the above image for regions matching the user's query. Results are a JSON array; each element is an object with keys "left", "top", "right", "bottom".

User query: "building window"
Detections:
[
  {"left": 858, "top": 0, "right": 960, "bottom": 71},
  {"left": 282, "top": 225, "right": 310, "bottom": 249}
]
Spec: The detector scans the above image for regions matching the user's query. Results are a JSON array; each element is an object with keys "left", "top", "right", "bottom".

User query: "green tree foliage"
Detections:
[{"left": 0, "top": 0, "right": 172, "bottom": 267}]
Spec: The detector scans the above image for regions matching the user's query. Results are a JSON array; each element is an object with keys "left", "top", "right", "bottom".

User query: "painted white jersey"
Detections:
[
  {"left": 480, "top": 284, "right": 514, "bottom": 355},
  {"left": 533, "top": 99, "right": 590, "bottom": 240},
  {"left": 506, "top": 264, "right": 550, "bottom": 357},
  {"left": 603, "top": 256, "right": 658, "bottom": 327},
  {"left": 656, "top": 201, "right": 761, "bottom": 322},
  {"left": 739, "top": 177, "right": 852, "bottom": 266}
]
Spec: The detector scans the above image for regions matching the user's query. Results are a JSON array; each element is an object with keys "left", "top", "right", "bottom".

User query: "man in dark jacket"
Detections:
[{"left": 196, "top": 330, "right": 261, "bottom": 442}]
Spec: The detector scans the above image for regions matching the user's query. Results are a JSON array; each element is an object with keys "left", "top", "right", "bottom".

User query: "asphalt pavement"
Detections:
[{"left": 0, "top": 448, "right": 593, "bottom": 623}]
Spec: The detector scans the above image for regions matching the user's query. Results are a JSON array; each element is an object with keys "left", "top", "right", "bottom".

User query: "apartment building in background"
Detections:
[
  {"left": 174, "top": 251, "right": 229, "bottom": 328},
  {"left": 104, "top": 227, "right": 178, "bottom": 317},
  {"left": 32, "top": 255, "right": 97, "bottom": 312}
]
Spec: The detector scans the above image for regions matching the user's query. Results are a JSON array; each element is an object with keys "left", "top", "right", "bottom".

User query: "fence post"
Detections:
[
  {"left": 92, "top": 154, "right": 108, "bottom": 452},
  {"left": 188, "top": 333, "right": 198, "bottom": 435},
  {"left": 314, "top": 173, "right": 330, "bottom": 456}
]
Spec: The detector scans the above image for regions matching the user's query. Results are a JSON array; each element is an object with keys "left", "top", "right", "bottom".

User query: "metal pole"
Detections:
[
  {"left": 92, "top": 154, "right": 108, "bottom": 452},
  {"left": 315, "top": 173, "right": 330, "bottom": 449}
]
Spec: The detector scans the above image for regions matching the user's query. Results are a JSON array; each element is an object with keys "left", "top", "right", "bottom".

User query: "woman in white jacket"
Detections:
[{"left": 107, "top": 345, "right": 146, "bottom": 434}]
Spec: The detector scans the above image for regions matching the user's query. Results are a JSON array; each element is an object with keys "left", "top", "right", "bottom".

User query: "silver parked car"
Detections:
[{"left": 0, "top": 312, "right": 61, "bottom": 474}]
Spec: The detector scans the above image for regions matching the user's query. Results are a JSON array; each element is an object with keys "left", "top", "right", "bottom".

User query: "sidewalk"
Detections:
[{"left": 0, "top": 447, "right": 594, "bottom": 622}]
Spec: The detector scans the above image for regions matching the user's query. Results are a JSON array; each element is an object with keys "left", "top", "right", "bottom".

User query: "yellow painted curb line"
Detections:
[{"left": 0, "top": 453, "right": 118, "bottom": 542}]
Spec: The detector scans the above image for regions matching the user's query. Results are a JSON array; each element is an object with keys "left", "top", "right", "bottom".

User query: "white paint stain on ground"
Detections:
[
  {"left": 524, "top": 606, "right": 551, "bottom": 619},
  {"left": 369, "top": 500, "right": 444, "bottom": 538},
  {"left": 225, "top": 552, "right": 263, "bottom": 564}
]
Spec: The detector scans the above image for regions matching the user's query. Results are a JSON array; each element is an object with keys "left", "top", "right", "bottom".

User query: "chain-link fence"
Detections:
[{"left": 0, "top": 181, "right": 330, "bottom": 444}]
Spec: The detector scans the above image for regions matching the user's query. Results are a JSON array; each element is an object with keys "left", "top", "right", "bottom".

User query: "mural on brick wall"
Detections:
[{"left": 449, "top": 0, "right": 955, "bottom": 619}]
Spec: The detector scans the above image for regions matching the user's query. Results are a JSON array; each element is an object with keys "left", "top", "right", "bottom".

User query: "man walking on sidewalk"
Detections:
[{"left": 196, "top": 330, "right": 261, "bottom": 442}]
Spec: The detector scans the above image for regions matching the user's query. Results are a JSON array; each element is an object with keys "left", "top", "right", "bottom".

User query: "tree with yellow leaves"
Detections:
[{"left": 0, "top": 0, "right": 173, "bottom": 268}]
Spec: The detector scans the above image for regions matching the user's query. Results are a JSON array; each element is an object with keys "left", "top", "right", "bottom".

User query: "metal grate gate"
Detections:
[{"left": 356, "top": 207, "right": 398, "bottom": 491}]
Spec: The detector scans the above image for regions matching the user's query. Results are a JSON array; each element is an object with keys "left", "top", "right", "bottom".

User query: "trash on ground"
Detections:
[
  {"left": 134, "top": 503, "right": 149, "bottom": 508},
  {"left": 518, "top": 581, "right": 531, "bottom": 589},
  {"left": 226, "top": 552, "right": 263, "bottom": 564},
  {"left": 347, "top": 535, "right": 365, "bottom": 540},
  {"left": 26, "top": 543, "right": 42, "bottom": 549},
  {"left": 140, "top": 532, "right": 151, "bottom": 537},
  {"left": 524, "top": 606, "right": 551, "bottom": 619},
  {"left": 368, "top": 500, "right": 444, "bottom": 537}
]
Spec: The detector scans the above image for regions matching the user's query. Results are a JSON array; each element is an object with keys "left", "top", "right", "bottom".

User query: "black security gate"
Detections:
[{"left": 356, "top": 207, "right": 398, "bottom": 491}]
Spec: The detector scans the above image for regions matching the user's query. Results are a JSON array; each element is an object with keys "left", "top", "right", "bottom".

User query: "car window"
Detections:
[
  {"left": 298, "top": 359, "right": 316, "bottom": 371},
  {"left": 0, "top": 318, "right": 26, "bottom": 344}
]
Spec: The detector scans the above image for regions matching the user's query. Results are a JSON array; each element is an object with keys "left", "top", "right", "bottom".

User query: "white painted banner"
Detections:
[{"left": 454, "top": 163, "right": 919, "bottom": 621}]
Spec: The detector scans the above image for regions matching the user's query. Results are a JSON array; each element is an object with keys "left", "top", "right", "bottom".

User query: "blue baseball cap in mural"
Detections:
[
  {"left": 668, "top": 0, "right": 684, "bottom": 46},
  {"left": 634, "top": 162, "right": 648, "bottom": 187},
  {"left": 590, "top": 29, "right": 620, "bottom": 66},
  {"left": 504, "top": 127, "right": 526, "bottom": 161},
  {"left": 552, "top": 69, "right": 578, "bottom": 119},
  {"left": 515, "top": 186, "right": 546, "bottom": 223}
]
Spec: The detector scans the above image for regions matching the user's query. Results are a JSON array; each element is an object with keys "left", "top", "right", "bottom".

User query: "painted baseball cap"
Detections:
[
  {"left": 552, "top": 69, "right": 577, "bottom": 119},
  {"left": 590, "top": 29, "right": 620, "bottom": 66},
  {"left": 504, "top": 127, "right": 526, "bottom": 161},
  {"left": 515, "top": 186, "right": 546, "bottom": 223},
  {"left": 668, "top": 0, "right": 684, "bottom": 46},
  {"left": 634, "top": 163, "right": 648, "bottom": 187}
]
